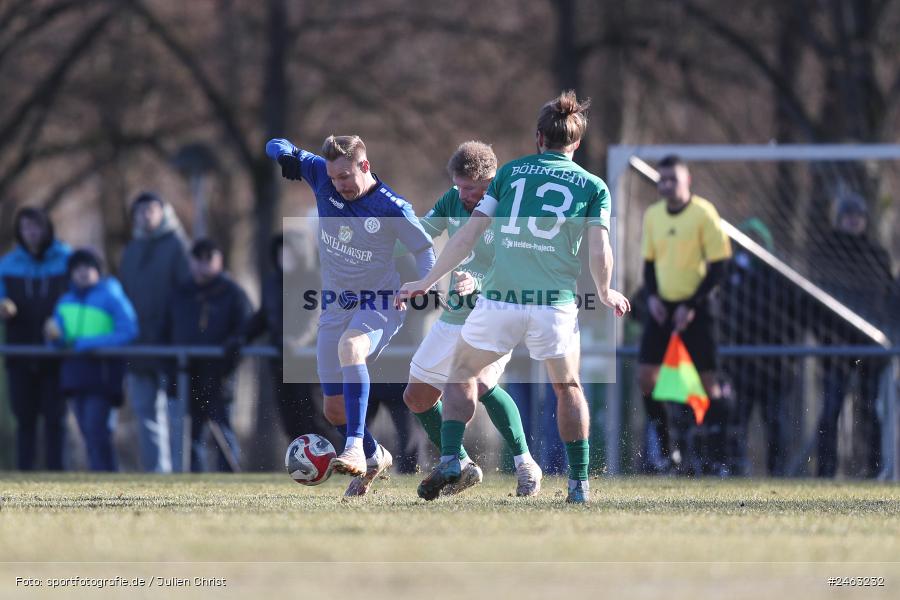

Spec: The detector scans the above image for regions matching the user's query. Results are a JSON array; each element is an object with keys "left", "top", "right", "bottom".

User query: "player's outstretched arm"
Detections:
[
  {"left": 589, "top": 225, "right": 631, "bottom": 317},
  {"left": 396, "top": 211, "right": 491, "bottom": 306},
  {"left": 265, "top": 138, "right": 297, "bottom": 159},
  {"left": 265, "top": 138, "right": 303, "bottom": 180}
]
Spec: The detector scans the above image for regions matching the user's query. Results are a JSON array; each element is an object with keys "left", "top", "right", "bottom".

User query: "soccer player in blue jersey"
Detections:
[{"left": 266, "top": 134, "right": 436, "bottom": 497}]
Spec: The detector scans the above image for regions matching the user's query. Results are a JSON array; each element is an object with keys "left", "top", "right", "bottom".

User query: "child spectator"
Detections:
[{"left": 46, "top": 249, "right": 137, "bottom": 471}]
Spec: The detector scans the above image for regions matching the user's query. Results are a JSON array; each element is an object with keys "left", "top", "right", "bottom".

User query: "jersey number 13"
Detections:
[{"left": 500, "top": 178, "right": 573, "bottom": 240}]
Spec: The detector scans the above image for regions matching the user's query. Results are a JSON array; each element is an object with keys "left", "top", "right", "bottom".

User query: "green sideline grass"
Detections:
[{"left": 1, "top": 473, "right": 898, "bottom": 598}]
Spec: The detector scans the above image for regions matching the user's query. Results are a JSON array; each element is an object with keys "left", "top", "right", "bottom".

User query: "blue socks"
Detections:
[
  {"left": 361, "top": 429, "right": 377, "bottom": 457},
  {"left": 339, "top": 364, "right": 378, "bottom": 457},
  {"left": 342, "top": 364, "right": 370, "bottom": 439},
  {"left": 334, "top": 424, "right": 378, "bottom": 457}
]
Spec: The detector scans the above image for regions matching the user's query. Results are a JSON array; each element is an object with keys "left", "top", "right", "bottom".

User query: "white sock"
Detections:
[
  {"left": 568, "top": 478, "right": 589, "bottom": 491},
  {"left": 459, "top": 455, "right": 473, "bottom": 470},
  {"left": 513, "top": 452, "right": 534, "bottom": 468},
  {"left": 344, "top": 436, "right": 363, "bottom": 453}
]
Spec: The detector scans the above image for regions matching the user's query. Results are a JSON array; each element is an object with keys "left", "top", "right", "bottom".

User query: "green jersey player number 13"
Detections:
[
  {"left": 476, "top": 150, "right": 611, "bottom": 306},
  {"left": 500, "top": 178, "right": 573, "bottom": 240},
  {"left": 397, "top": 90, "right": 630, "bottom": 506}
]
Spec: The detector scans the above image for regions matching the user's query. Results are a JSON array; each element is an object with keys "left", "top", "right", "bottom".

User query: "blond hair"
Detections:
[
  {"left": 321, "top": 135, "right": 366, "bottom": 162},
  {"left": 447, "top": 141, "right": 497, "bottom": 181},
  {"left": 536, "top": 90, "right": 590, "bottom": 150}
]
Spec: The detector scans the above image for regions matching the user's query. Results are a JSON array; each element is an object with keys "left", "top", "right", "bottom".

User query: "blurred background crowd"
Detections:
[{"left": 1, "top": 0, "right": 898, "bottom": 477}]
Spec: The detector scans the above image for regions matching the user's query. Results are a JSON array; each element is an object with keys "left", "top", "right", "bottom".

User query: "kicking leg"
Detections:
[
  {"left": 334, "top": 329, "right": 394, "bottom": 496},
  {"left": 405, "top": 378, "right": 482, "bottom": 495},
  {"left": 417, "top": 339, "right": 502, "bottom": 500},
  {"left": 404, "top": 378, "right": 472, "bottom": 463},
  {"left": 475, "top": 362, "right": 541, "bottom": 496},
  {"left": 331, "top": 329, "right": 374, "bottom": 476}
]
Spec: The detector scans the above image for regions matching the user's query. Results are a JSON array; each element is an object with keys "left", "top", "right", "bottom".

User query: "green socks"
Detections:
[
  {"left": 479, "top": 385, "right": 529, "bottom": 456},
  {"left": 414, "top": 385, "right": 528, "bottom": 463},
  {"left": 565, "top": 439, "right": 590, "bottom": 481},
  {"left": 413, "top": 401, "right": 468, "bottom": 461},
  {"left": 440, "top": 419, "right": 468, "bottom": 459}
]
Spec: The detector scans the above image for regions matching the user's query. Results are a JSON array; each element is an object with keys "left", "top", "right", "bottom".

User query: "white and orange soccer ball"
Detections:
[{"left": 285, "top": 434, "right": 336, "bottom": 486}]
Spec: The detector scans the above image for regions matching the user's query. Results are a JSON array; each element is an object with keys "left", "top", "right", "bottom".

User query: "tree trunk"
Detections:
[
  {"left": 247, "top": 0, "right": 289, "bottom": 470},
  {"left": 551, "top": 0, "right": 587, "bottom": 165},
  {"left": 774, "top": 0, "right": 804, "bottom": 257}
]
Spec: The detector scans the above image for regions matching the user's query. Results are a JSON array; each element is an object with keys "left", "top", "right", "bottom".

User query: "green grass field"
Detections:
[{"left": 1, "top": 473, "right": 898, "bottom": 598}]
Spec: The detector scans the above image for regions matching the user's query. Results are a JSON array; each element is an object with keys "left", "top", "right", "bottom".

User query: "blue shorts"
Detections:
[{"left": 316, "top": 306, "right": 406, "bottom": 396}]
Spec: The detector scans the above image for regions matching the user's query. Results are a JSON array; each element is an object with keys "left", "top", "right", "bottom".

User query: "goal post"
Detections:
[{"left": 605, "top": 144, "right": 899, "bottom": 479}]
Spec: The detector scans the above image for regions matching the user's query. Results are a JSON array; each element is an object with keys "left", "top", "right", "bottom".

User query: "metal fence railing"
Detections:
[{"left": 0, "top": 344, "right": 897, "bottom": 480}]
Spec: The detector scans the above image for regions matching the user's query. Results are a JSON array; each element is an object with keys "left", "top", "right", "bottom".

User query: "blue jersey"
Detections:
[{"left": 266, "top": 139, "right": 433, "bottom": 318}]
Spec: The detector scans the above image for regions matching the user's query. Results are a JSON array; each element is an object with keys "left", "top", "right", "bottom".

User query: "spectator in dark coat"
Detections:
[
  {"left": 166, "top": 239, "right": 251, "bottom": 472},
  {"left": 812, "top": 193, "right": 893, "bottom": 478},
  {"left": 119, "top": 192, "right": 191, "bottom": 473},
  {"left": 719, "top": 219, "right": 802, "bottom": 476},
  {"left": 0, "top": 207, "right": 71, "bottom": 470},
  {"left": 46, "top": 249, "right": 137, "bottom": 471}
]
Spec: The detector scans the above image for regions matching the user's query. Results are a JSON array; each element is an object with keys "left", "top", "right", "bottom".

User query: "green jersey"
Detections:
[
  {"left": 421, "top": 187, "right": 495, "bottom": 325},
  {"left": 476, "top": 152, "right": 610, "bottom": 305}
]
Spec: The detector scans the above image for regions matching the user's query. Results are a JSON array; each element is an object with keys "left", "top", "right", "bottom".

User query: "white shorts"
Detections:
[
  {"left": 410, "top": 319, "right": 511, "bottom": 389},
  {"left": 461, "top": 297, "right": 580, "bottom": 360}
]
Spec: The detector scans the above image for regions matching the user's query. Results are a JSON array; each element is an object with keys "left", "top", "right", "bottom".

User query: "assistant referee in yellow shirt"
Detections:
[{"left": 638, "top": 155, "right": 732, "bottom": 474}]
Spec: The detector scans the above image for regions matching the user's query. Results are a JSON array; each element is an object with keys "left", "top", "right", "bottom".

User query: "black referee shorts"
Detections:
[{"left": 638, "top": 299, "right": 718, "bottom": 372}]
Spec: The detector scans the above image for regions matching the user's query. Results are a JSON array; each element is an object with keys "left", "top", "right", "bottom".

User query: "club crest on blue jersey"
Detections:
[{"left": 365, "top": 217, "right": 381, "bottom": 233}]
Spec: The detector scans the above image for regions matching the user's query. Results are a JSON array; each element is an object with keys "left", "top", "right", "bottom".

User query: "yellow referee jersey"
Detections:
[{"left": 641, "top": 195, "right": 732, "bottom": 302}]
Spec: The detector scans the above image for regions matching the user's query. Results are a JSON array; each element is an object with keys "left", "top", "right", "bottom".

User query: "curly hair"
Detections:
[{"left": 446, "top": 141, "right": 497, "bottom": 182}]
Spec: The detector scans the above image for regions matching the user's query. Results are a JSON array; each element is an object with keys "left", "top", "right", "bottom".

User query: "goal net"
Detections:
[{"left": 608, "top": 145, "right": 899, "bottom": 478}]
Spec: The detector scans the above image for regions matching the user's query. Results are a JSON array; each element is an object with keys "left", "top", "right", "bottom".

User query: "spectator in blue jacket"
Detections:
[
  {"left": 0, "top": 207, "right": 71, "bottom": 470},
  {"left": 46, "top": 249, "right": 138, "bottom": 471}
]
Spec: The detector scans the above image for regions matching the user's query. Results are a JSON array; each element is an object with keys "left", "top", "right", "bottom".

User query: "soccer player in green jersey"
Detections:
[
  {"left": 403, "top": 141, "right": 542, "bottom": 497},
  {"left": 398, "top": 91, "right": 630, "bottom": 504}
]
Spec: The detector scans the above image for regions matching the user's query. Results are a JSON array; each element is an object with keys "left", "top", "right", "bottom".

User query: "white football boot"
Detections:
[
  {"left": 344, "top": 445, "right": 393, "bottom": 497},
  {"left": 515, "top": 460, "right": 543, "bottom": 497},
  {"left": 331, "top": 443, "right": 367, "bottom": 477}
]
